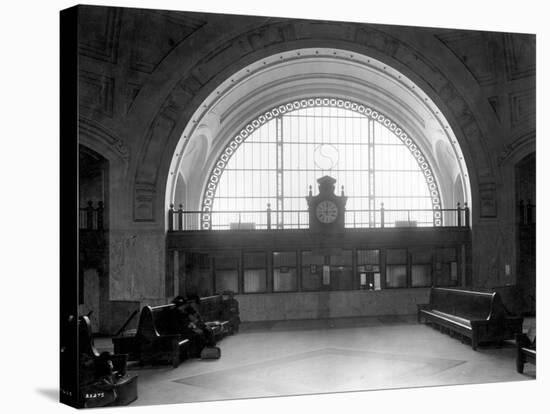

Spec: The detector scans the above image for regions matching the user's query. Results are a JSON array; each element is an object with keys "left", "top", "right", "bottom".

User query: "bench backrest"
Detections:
[
  {"left": 136, "top": 295, "right": 238, "bottom": 338},
  {"left": 78, "top": 315, "right": 100, "bottom": 358},
  {"left": 199, "top": 295, "right": 224, "bottom": 321},
  {"left": 429, "top": 287, "right": 505, "bottom": 321},
  {"left": 136, "top": 304, "right": 178, "bottom": 338}
]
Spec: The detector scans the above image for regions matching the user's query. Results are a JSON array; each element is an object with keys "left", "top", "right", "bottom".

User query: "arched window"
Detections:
[{"left": 201, "top": 98, "right": 441, "bottom": 230}]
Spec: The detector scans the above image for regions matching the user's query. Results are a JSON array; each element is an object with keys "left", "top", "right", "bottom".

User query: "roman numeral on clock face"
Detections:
[{"left": 316, "top": 200, "right": 338, "bottom": 223}]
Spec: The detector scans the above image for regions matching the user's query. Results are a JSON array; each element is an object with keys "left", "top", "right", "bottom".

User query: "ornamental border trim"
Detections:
[{"left": 201, "top": 97, "right": 442, "bottom": 229}]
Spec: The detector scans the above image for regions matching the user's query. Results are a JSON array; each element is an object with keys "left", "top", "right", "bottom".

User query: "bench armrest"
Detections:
[
  {"left": 417, "top": 304, "right": 430, "bottom": 323},
  {"left": 515, "top": 333, "right": 532, "bottom": 349}
]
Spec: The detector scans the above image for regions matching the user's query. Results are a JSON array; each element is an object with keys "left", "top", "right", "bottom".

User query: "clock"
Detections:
[
  {"left": 306, "top": 176, "right": 347, "bottom": 232},
  {"left": 315, "top": 200, "right": 339, "bottom": 223}
]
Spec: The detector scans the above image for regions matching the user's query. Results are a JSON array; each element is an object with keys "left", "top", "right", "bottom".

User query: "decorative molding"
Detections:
[
  {"left": 130, "top": 10, "right": 205, "bottom": 74},
  {"left": 354, "top": 27, "right": 400, "bottom": 57},
  {"left": 504, "top": 33, "right": 536, "bottom": 81},
  {"left": 79, "top": 70, "right": 115, "bottom": 117},
  {"left": 479, "top": 182, "right": 497, "bottom": 218},
  {"left": 125, "top": 82, "right": 142, "bottom": 114},
  {"left": 79, "top": 117, "right": 130, "bottom": 162},
  {"left": 134, "top": 183, "right": 156, "bottom": 221},
  {"left": 78, "top": 6, "right": 122, "bottom": 64},
  {"left": 437, "top": 32, "right": 497, "bottom": 86},
  {"left": 497, "top": 132, "right": 535, "bottom": 165},
  {"left": 509, "top": 89, "right": 535, "bottom": 129},
  {"left": 200, "top": 98, "right": 442, "bottom": 230},
  {"left": 135, "top": 111, "right": 177, "bottom": 185},
  {"left": 488, "top": 96, "right": 502, "bottom": 122}
]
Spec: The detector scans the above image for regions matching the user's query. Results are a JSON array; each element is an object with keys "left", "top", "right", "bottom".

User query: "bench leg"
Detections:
[
  {"left": 516, "top": 357, "right": 525, "bottom": 374},
  {"left": 172, "top": 351, "right": 180, "bottom": 368},
  {"left": 516, "top": 348, "right": 525, "bottom": 373},
  {"left": 171, "top": 340, "right": 180, "bottom": 368}
]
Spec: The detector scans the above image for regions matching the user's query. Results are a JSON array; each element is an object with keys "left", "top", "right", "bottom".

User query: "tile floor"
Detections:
[{"left": 94, "top": 315, "right": 536, "bottom": 407}]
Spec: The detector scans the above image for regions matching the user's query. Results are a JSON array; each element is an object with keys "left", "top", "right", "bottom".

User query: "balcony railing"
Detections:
[
  {"left": 518, "top": 199, "right": 535, "bottom": 225},
  {"left": 168, "top": 203, "right": 470, "bottom": 231},
  {"left": 79, "top": 200, "right": 105, "bottom": 230}
]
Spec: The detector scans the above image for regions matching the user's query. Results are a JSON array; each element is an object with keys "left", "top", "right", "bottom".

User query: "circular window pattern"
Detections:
[{"left": 200, "top": 98, "right": 442, "bottom": 228}]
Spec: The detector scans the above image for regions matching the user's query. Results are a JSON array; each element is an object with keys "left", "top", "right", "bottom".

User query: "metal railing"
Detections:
[
  {"left": 79, "top": 200, "right": 105, "bottom": 230},
  {"left": 168, "top": 203, "right": 470, "bottom": 231},
  {"left": 518, "top": 200, "right": 535, "bottom": 225}
]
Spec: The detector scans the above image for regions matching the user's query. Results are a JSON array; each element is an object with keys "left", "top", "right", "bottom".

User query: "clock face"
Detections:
[{"left": 315, "top": 200, "right": 338, "bottom": 224}]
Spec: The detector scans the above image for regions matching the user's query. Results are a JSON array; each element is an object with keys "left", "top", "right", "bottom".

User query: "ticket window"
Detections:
[
  {"left": 184, "top": 252, "right": 212, "bottom": 297},
  {"left": 329, "top": 250, "right": 353, "bottom": 291},
  {"left": 435, "top": 247, "right": 458, "bottom": 287},
  {"left": 301, "top": 251, "right": 325, "bottom": 291},
  {"left": 213, "top": 256, "right": 239, "bottom": 294},
  {"left": 386, "top": 249, "right": 407, "bottom": 288},
  {"left": 357, "top": 249, "right": 381, "bottom": 290},
  {"left": 243, "top": 251, "right": 267, "bottom": 293},
  {"left": 411, "top": 248, "right": 433, "bottom": 287},
  {"left": 273, "top": 251, "right": 298, "bottom": 292}
]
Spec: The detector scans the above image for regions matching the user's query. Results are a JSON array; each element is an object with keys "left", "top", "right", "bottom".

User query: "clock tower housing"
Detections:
[{"left": 306, "top": 176, "right": 348, "bottom": 232}]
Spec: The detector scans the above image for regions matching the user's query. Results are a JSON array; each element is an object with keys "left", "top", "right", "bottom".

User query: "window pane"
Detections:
[
  {"left": 273, "top": 251, "right": 296, "bottom": 267},
  {"left": 302, "top": 266, "right": 322, "bottom": 291},
  {"left": 215, "top": 256, "right": 238, "bottom": 269},
  {"left": 330, "top": 250, "right": 352, "bottom": 266},
  {"left": 215, "top": 270, "right": 238, "bottom": 293},
  {"left": 435, "top": 247, "right": 458, "bottom": 287},
  {"left": 387, "top": 249, "right": 407, "bottom": 264},
  {"left": 243, "top": 251, "right": 266, "bottom": 268},
  {"left": 411, "top": 264, "right": 432, "bottom": 287},
  {"left": 330, "top": 266, "right": 354, "bottom": 290},
  {"left": 244, "top": 269, "right": 266, "bottom": 293},
  {"left": 302, "top": 251, "right": 324, "bottom": 266},
  {"left": 357, "top": 249, "right": 379, "bottom": 265},
  {"left": 273, "top": 268, "right": 297, "bottom": 291},
  {"left": 386, "top": 265, "right": 407, "bottom": 288},
  {"left": 411, "top": 248, "right": 432, "bottom": 263},
  {"left": 436, "top": 262, "right": 458, "bottom": 287}
]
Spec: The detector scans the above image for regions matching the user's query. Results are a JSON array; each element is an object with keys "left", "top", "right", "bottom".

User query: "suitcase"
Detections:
[{"left": 200, "top": 346, "right": 221, "bottom": 360}]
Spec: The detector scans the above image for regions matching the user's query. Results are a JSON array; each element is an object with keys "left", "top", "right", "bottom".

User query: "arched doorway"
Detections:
[
  {"left": 79, "top": 145, "right": 109, "bottom": 332},
  {"left": 515, "top": 152, "right": 536, "bottom": 315}
]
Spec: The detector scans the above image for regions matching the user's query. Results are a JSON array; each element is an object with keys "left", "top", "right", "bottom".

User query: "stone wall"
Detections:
[{"left": 237, "top": 289, "right": 431, "bottom": 322}]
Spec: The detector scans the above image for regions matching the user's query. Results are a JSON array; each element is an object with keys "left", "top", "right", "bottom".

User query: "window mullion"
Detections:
[{"left": 276, "top": 115, "right": 284, "bottom": 229}]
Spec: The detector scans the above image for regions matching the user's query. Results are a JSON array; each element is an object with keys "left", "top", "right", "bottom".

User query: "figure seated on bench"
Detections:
[
  {"left": 113, "top": 293, "right": 240, "bottom": 365},
  {"left": 169, "top": 295, "right": 216, "bottom": 358},
  {"left": 78, "top": 316, "right": 138, "bottom": 408},
  {"left": 516, "top": 332, "right": 536, "bottom": 374}
]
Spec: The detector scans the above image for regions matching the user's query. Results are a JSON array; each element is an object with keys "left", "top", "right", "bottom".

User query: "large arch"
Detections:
[
  {"left": 128, "top": 21, "right": 495, "bottom": 228},
  {"left": 165, "top": 48, "right": 472, "bottom": 228}
]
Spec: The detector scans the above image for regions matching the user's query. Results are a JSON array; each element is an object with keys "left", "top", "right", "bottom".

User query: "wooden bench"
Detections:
[
  {"left": 113, "top": 294, "right": 240, "bottom": 365},
  {"left": 78, "top": 316, "right": 138, "bottom": 408},
  {"left": 135, "top": 304, "right": 191, "bottom": 367},
  {"left": 417, "top": 287, "right": 523, "bottom": 350},
  {"left": 516, "top": 333, "right": 536, "bottom": 373}
]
